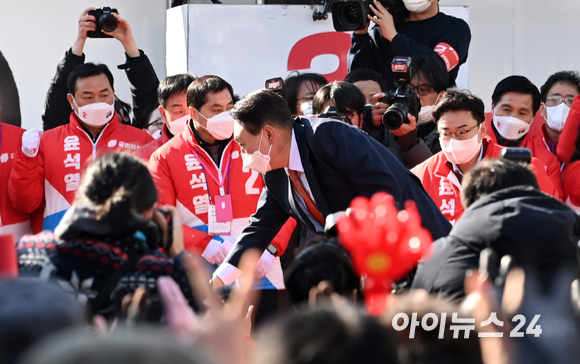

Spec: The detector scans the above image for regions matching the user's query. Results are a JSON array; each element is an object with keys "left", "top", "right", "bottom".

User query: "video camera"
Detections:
[
  {"left": 331, "top": 0, "right": 408, "bottom": 32},
  {"left": 88, "top": 6, "right": 119, "bottom": 38},
  {"left": 380, "top": 57, "right": 421, "bottom": 130}
]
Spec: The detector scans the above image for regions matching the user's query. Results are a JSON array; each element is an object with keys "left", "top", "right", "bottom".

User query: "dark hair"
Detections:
[
  {"left": 67, "top": 63, "right": 114, "bottom": 96},
  {"left": 284, "top": 238, "right": 361, "bottom": 305},
  {"left": 158, "top": 73, "right": 197, "bottom": 108},
  {"left": 75, "top": 153, "right": 157, "bottom": 228},
  {"left": 114, "top": 96, "right": 132, "bottom": 124},
  {"left": 18, "top": 327, "right": 213, "bottom": 364},
  {"left": 230, "top": 89, "right": 294, "bottom": 136},
  {"left": 0, "top": 50, "right": 21, "bottom": 127},
  {"left": 254, "top": 304, "right": 400, "bottom": 364},
  {"left": 381, "top": 292, "right": 484, "bottom": 364},
  {"left": 540, "top": 70, "right": 580, "bottom": 103},
  {"left": 281, "top": 72, "right": 328, "bottom": 114},
  {"left": 344, "top": 68, "right": 386, "bottom": 92},
  {"left": 432, "top": 90, "right": 485, "bottom": 125},
  {"left": 461, "top": 158, "right": 539, "bottom": 208},
  {"left": 0, "top": 280, "right": 86, "bottom": 364},
  {"left": 186, "top": 75, "right": 233, "bottom": 110},
  {"left": 312, "top": 81, "right": 366, "bottom": 116},
  {"left": 491, "top": 75, "right": 541, "bottom": 114},
  {"left": 411, "top": 55, "right": 449, "bottom": 93},
  {"left": 141, "top": 104, "right": 162, "bottom": 130}
]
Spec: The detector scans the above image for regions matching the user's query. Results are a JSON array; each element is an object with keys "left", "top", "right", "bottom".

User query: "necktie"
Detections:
[{"left": 288, "top": 169, "right": 325, "bottom": 226}]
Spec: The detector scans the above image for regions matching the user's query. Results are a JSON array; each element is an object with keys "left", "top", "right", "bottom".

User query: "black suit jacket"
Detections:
[{"left": 225, "top": 118, "right": 451, "bottom": 267}]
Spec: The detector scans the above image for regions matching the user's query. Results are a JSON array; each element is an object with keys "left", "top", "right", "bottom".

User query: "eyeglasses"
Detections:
[
  {"left": 409, "top": 84, "right": 434, "bottom": 97},
  {"left": 439, "top": 123, "right": 480, "bottom": 141},
  {"left": 545, "top": 95, "right": 575, "bottom": 108},
  {"left": 147, "top": 118, "right": 163, "bottom": 131}
]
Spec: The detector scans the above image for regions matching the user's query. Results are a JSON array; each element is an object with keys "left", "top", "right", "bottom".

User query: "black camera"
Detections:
[
  {"left": 380, "top": 57, "right": 421, "bottom": 130},
  {"left": 318, "top": 105, "right": 352, "bottom": 124},
  {"left": 87, "top": 7, "right": 119, "bottom": 38},
  {"left": 331, "top": 0, "right": 408, "bottom": 32}
]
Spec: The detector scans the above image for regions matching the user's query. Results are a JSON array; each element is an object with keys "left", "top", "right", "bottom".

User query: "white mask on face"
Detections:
[
  {"left": 196, "top": 110, "right": 235, "bottom": 140},
  {"left": 73, "top": 99, "right": 115, "bottom": 127},
  {"left": 545, "top": 103, "right": 571, "bottom": 132},
  {"left": 403, "top": 0, "right": 433, "bottom": 13},
  {"left": 493, "top": 115, "right": 531, "bottom": 141},
  {"left": 417, "top": 105, "right": 435, "bottom": 124},
  {"left": 168, "top": 114, "right": 189, "bottom": 136},
  {"left": 152, "top": 129, "right": 162, "bottom": 140},
  {"left": 439, "top": 128, "right": 482, "bottom": 165},
  {"left": 242, "top": 130, "right": 272, "bottom": 174},
  {"left": 301, "top": 101, "right": 313, "bottom": 116}
]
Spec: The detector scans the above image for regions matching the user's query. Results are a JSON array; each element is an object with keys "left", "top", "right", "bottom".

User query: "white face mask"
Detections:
[
  {"left": 403, "top": 0, "right": 433, "bottom": 13},
  {"left": 152, "top": 129, "right": 162, "bottom": 140},
  {"left": 242, "top": 130, "right": 272, "bottom": 174},
  {"left": 73, "top": 99, "right": 115, "bottom": 127},
  {"left": 439, "top": 128, "right": 482, "bottom": 165},
  {"left": 168, "top": 114, "right": 189, "bottom": 136},
  {"left": 417, "top": 105, "right": 434, "bottom": 124},
  {"left": 545, "top": 103, "right": 571, "bottom": 132},
  {"left": 493, "top": 115, "right": 531, "bottom": 141},
  {"left": 301, "top": 101, "right": 313, "bottom": 116},
  {"left": 196, "top": 111, "right": 235, "bottom": 140}
]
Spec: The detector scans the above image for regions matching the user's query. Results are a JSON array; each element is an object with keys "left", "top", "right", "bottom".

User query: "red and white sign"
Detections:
[{"left": 166, "top": 5, "right": 468, "bottom": 97}]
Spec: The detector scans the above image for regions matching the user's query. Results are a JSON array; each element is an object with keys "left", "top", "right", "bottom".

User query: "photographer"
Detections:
[
  {"left": 43, "top": 7, "right": 159, "bottom": 130},
  {"left": 348, "top": 0, "right": 470, "bottom": 91},
  {"left": 312, "top": 81, "right": 367, "bottom": 129},
  {"left": 17, "top": 152, "right": 196, "bottom": 318}
]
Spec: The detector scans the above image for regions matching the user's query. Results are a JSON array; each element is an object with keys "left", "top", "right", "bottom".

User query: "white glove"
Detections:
[
  {"left": 202, "top": 239, "right": 229, "bottom": 265},
  {"left": 255, "top": 249, "right": 276, "bottom": 279},
  {"left": 22, "top": 128, "right": 43, "bottom": 157},
  {"left": 222, "top": 240, "right": 234, "bottom": 255}
]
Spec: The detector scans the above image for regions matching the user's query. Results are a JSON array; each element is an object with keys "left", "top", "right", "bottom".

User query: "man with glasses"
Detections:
[
  {"left": 135, "top": 73, "right": 196, "bottom": 161},
  {"left": 487, "top": 75, "right": 569, "bottom": 200},
  {"left": 412, "top": 91, "right": 557, "bottom": 224}
]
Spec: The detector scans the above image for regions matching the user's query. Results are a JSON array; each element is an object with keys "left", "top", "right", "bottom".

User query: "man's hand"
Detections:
[
  {"left": 21, "top": 128, "right": 43, "bottom": 157},
  {"left": 390, "top": 113, "right": 418, "bottom": 138},
  {"left": 202, "top": 239, "right": 229, "bottom": 265},
  {"left": 255, "top": 249, "right": 276, "bottom": 279},
  {"left": 152, "top": 205, "right": 184, "bottom": 258},
  {"left": 102, "top": 13, "right": 140, "bottom": 58},
  {"left": 368, "top": 0, "right": 398, "bottom": 41},
  {"left": 72, "top": 8, "right": 97, "bottom": 56},
  {"left": 372, "top": 92, "right": 388, "bottom": 127}
]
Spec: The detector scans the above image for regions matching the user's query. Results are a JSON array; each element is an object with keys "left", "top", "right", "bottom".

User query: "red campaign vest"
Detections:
[
  {"left": 0, "top": 122, "right": 32, "bottom": 239},
  {"left": 149, "top": 127, "right": 264, "bottom": 232},
  {"left": 134, "top": 124, "right": 172, "bottom": 162},
  {"left": 412, "top": 136, "right": 558, "bottom": 224}
]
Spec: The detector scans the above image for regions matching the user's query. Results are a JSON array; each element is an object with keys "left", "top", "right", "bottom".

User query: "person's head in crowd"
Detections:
[
  {"left": 253, "top": 303, "right": 400, "bottom": 364},
  {"left": 0, "top": 280, "right": 86, "bottom": 364},
  {"left": 59, "top": 152, "right": 159, "bottom": 242},
  {"left": 344, "top": 68, "right": 385, "bottom": 104},
  {"left": 490, "top": 75, "right": 541, "bottom": 145},
  {"left": 158, "top": 73, "right": 197, "bottom": 136},
  {"left": 231, "top": 90, "right": 294, "bottom": 170},
  {"left": 281, "top": 72, "right": 328, "bottom": 116},
  {"left": 115, "top": 96, "right": 132, "bottom": 124},
  {"left": 18, "top": 327, "right": 213, "bottom": 364},
  {"left": 143, "top": 104, "right": 163, "bottom": 138},
  {"left": 187, "top": 75, "right": 235, "bottom": 144},
  {"left": 461, "top": 158, "right": 539, "bottom": 208},
  {"left": 284, "top": 238, "right": 361, "bottom": 307},
  {"left": 0, "top": 50, "right": 21, "bottom": 127},
  {"left": 66, "top": 63, "right": 116, "bottom": 133},
  {"left": 433, "top": 91, "right": 486, "bottom": 173},
  {"left": 540, "top": 71, "right": 580, "bottom": 139},
  {"left": 410, "top": 55, "right": 449, "bottom": 124},
  {"left": 381, "top": 291, "right": 483, "bottom": 364},
  {"left": 312, "top": 81, "right": 367, "bottom": 129}
]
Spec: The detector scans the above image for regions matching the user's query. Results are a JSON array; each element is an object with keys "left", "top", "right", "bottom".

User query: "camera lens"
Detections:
[
  {"left": 382, "top": 103, "right": 409, "bottom": 130},
  {"left": 99, "top": 14, "right": 118, "bottom": 32},
  {"left": 343, "top": 4, "right": 362, "bottom": 26}
]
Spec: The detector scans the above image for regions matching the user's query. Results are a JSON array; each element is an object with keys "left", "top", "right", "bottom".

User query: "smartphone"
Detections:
[{"left": 500, "top": 147, "right": 532, "bottom": 164}]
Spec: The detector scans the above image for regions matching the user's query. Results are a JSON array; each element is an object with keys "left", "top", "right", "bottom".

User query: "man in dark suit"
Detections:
[{"left": 212, "top": 90, "right": 451, "bottom": 286}]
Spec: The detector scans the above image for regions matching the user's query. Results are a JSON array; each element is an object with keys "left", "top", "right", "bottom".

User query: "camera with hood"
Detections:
[
  {"left": 380, "top": 57, "right": 421, "bottom": 130},
  {"left": 87, "top": 7, "right": 119, "bottom": 38},
  {"left": 331, "top": 0, "right": 408, "bottom": 32}
]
